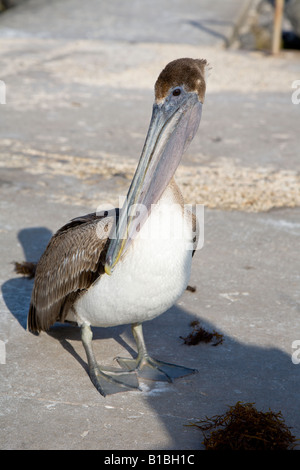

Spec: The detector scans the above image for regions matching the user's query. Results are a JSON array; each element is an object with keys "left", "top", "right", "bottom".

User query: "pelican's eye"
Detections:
[{"left": 172, "top": 88, "right": 181, "bottom": 97}]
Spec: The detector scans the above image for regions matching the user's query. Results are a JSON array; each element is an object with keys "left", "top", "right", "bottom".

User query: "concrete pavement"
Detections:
[{"left": 1, "top": 0, "right": 300, "bottom": 450}]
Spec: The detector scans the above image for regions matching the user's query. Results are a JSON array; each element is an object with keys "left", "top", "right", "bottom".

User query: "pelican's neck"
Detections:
[{"left": 159, "top": 177, "right": 185, "bottom": 209}]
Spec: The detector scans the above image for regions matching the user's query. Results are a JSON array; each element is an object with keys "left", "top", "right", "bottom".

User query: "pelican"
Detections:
[{"left": 25, "top": 58, "right": 207, "bottom": 396}]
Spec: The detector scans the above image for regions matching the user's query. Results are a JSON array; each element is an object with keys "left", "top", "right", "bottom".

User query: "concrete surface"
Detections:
[{"left": 1, "top": 0, "right": 300, "bottom": 451}]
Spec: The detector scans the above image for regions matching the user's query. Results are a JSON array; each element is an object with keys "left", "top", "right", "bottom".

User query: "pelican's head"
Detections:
[{"left": 105, "top": 58, "right": 207, "bottom": 274}]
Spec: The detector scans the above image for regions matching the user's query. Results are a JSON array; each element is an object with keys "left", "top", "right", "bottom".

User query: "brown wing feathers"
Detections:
[{"left": 27, "top": 212, "right": 116, "bottom": 333}]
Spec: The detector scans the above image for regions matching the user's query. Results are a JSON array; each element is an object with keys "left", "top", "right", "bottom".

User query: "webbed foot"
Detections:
[
  {"left": 116, "top": 322, "right": 197, "bottom": 383},
  {"left": 116, "top": 354, "right": 197, "bottom": 382},
  {"left": 89, "top": 363, "right": 140, "bottom": 397}
]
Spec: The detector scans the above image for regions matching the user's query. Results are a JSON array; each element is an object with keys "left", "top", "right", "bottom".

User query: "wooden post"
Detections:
[{"left": 272, "top": 0, "right": 285, "bottom": 54}]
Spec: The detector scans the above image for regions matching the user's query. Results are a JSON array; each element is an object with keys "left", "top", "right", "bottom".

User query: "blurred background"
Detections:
[{"left": 0, "top": 0, "right": 299, "bottom": 211}]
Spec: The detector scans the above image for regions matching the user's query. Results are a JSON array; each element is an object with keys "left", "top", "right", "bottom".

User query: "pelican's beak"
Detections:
[{"left": 105, "top": 91, "right": 203, "bottom": 275}]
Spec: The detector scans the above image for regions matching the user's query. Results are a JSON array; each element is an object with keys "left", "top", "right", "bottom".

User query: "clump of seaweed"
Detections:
[
  {"left": 180, "top": 320, "right": 224, "bottom": 346},
  {"left": 190, "top": 402, "right": 297, "bottom": 450},
  {"left": 186, "top": 285, "right": 197, "bottom": 293},
  {"left": 14, "top": 261, "right": 37, "bottom": 279}
]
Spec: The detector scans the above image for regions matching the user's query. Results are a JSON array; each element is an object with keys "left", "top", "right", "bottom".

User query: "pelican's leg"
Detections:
[
  {"left": 81, "top": 323, "right": 140, "bottom": 396},
  {"left": 116, "top": 322, "right": 197, "bottom": 382}
]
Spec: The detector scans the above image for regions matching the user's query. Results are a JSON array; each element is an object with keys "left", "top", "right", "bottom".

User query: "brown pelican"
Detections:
[{"left": 25, "top": 58, "right": 207, "bottom": 396}]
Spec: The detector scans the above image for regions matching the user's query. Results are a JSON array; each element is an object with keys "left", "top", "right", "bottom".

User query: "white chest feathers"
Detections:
[{"left": 72, "top": 192, "right": 195, "bottom": 328}]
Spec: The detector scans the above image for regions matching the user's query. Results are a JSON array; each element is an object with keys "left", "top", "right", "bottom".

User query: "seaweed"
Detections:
[
  {"left": 190, "top": 401, "right": 298, "bottom": 450},
  {"left": 186, "top": 285, "right": 197, "bottom": 293},
  {"left": 14, "top": 261, "right": 37, "bottom": 279},
  {"left": 180, "top": 320, "right": 224, "bottom": 346}
]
